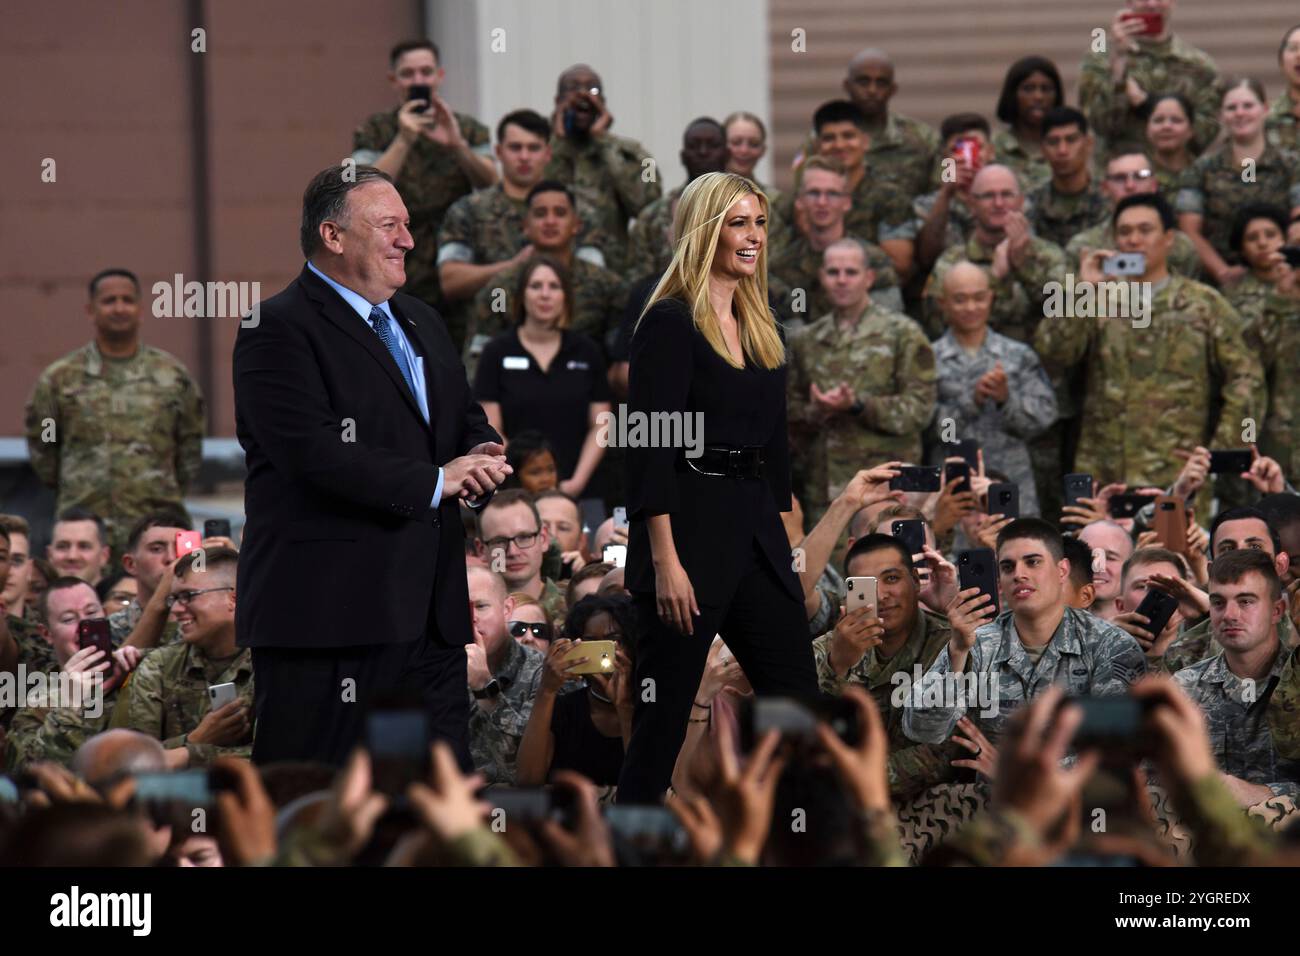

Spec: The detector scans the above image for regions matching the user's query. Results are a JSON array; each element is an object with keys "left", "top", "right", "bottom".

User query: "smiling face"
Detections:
[
  {"left": 725, "top": 117, "right": 766, "bottom": 177},
  {"left": 817, "top": 121, "right": 868, "bottom": 174},
  {"left": 940, "top": 262, "right": 993, "bottom": 335},
  {"left": 1221, "top": 83, "right": 1267, "bottom": 142},
  {"left": 1146, "top": 97, "right": 1193, "bottom": 154},
  {"left": 796, "top": 167, "right": 851, "bottom": 231},
  {"left": 170, "top": 565, "right": 236, "bottom": 648},
  {"left": 49, "top": 520, "right": 110, "bottom": 584},
  {"left": 969, "top": 166, "right": 1023, "bottom": 233},
  {"left": 43, "top": 582, "right": 104, "bottom": 667},
  {"left": 1210, "top": 572, "right": 1281, "bottom": 654},
  {"left": 0, "top": 532, "right": 29, "bottom": 610},
  {"left": 845, "top": 546, "right": 918, "bottom": 640},
  {"left": 709, "top": 193, "right": 765, "bottom": 282},
  {"left": 1078, "top": 523, "right": 1134, "bottom": 601},
  {"left": 523, "top": 189, "right": 579, "bottom": 253},
  {"left": 320, "top": 181, "right": 414, "bottom": 303},
  {"left": 998, "top": 536, "right": 1068, "bottom": 616}
]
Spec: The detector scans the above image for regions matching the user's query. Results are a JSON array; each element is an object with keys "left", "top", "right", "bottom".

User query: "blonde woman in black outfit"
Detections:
[{"left": 617, "top": 171, "right": 819, "bottom": 804}]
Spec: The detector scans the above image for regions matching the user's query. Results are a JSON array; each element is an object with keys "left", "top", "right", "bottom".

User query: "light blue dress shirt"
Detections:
[{"left": 306, "top": 261, "right": 445, "bottom": 507}]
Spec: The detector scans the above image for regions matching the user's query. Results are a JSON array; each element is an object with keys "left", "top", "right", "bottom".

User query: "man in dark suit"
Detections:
[{"left": 232, "top": 165, "right": 511, "bottom": 767}]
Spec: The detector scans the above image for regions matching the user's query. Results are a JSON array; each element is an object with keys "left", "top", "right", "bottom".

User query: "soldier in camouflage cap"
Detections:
[
  {"left": 626, "top": 116, "right": 730, "bottom": 286},
  {"left": 1175, "top": 79, "right": 1300, "bottom": 285},
  {"left": 1035, "top": 194, "right": 1263, "bottom": 491},
  {"left": 929, "top": 263, "right": 1057, "bottom": 516},
  {"left": 770, "top": 157, "right": 903, "bottom": 327},
  {"left": 1065, "top": 146, "right": 1201, "bottom": 279},
  {"left": 463, "top": 182, "right": 627, "bottom": 378},
  {"left": 1026, "top": 107, "right": 1111, "bottom": 249},
  {"left": 4, "top": 577, "right": 138, "bottom": 770},
  {"left": 544, "top": 64, "right": 661, "bottom": 276},
  {"left": 903, "top": 518, "right": 1147, "bottom": 747},
  {"left": 1174, "top": 549, "right": 1300, "bottom": 802},
  {"left": 811, "top": 533, "right": 959, "bottom": 798},
  {"left": 24, "top": 269, "right": 205, "bottom": 559},
  {"left": 466, "top": 566, "right": 545, "bottom": 786},
  {"left": 112, "top": 548, "right": 253, "bottom": 767},
  {"left": 352, "top": 39, "right": 496, "bottom": 314},
  {"left": 1079, "top": 3, "right": 1223, "bottom": 157},
  {"left": 1267, "top": 25, "right": 1300, "bottom": 152},
  {"left": 787, "top": 238, "right": 936, "bottom": 521}
]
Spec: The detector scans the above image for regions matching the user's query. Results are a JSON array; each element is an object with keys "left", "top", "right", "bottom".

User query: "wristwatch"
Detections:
[{"left": 472, "top": 679, "right": 502, "bottom": 700}]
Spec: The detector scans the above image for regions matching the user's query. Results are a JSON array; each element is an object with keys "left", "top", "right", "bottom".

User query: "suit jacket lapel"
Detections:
[{"left": 299, "top": 267, "right": 430, "bottom": 429}]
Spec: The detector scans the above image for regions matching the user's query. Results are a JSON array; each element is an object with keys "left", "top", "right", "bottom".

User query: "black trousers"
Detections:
[
  {"left": 249, "top": 590, "right": 471, "bottom": 769},
  {"left": 616, "top": 540, "right": 818, "bottom": 804}
]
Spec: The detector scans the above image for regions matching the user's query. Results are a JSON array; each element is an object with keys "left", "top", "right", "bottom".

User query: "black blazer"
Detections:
[
  {"left": 232, "top": 265, "right": 500, "bottom": 649},
  {"left": 624, "top": 298, "right": 801, "bottom": 606}
]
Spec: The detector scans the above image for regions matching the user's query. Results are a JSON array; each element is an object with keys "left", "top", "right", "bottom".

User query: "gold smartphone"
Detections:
[{"left": 559, "top": 640, "right": 617, "bottom": 676}]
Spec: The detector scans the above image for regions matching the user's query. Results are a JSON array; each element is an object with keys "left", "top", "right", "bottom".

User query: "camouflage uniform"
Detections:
[
  {"left": 786, "top": 303, "right": 937, "bottom": 515},
  {"left": 913, "top": 190, "right": 978, "bottom": 253},
  {"left": 468, "top": 637, "right": 545, "bottom": 786},
  {"left": 846, "top": 174, "right": 918, "bottom": 249},
  {"left": 625, "top": 184, "right": 683, "bottom": 285},
  {"left": 352, "top": 108, "right": 491, "bottom": 312},
  {"left": 436, "top": 184, "right": 528, "bottom": 351},
  {"left": 812, "top": 608, "right": 958, "bottom": 797},
  {"left": 1164, "top": 615, "right": 1294, "bottom": 676},
  {"left": 1078, "top": 37, "right": 1222, "bottom": 156},
  {"left": 107, "top": 600, "right": 180, "bottom": 647},
  {"left": 1248, "top": 286, "right": 1300, "bottom": 482},
  {"left": 1152, "top": 162, "right": 1187, "bottom": 207},
  {"left": 1033, "top": 275, "right": 1262, "bottom": 489},
  {"left": 1, "top": 615, "right": 58, "bottom": 730},
  {"left": 1269, "top": 645, "right": 1300, "bottom": 761},
  {"left": 1174, "top": 645, "right": 1300, "bottom": 798},
  {"left": 1266, "top": 91, "right": 1300, "bottom": 153},
  {"left": 807, "top": 564, "right": 846, "bottom": 640},
  {"left": 902, "top": 606, "right": 1147, "bottom": 745},
  {"left": 462, "top": 256, "right": 628, "bottom": 379},
  {"left": 795, "top": 111, "right": 941, "bottom": 203},
  {"left": 921, "top": 235, "right": 1068, "bottom": 342},
  {"left": 990, "top": 129, "right": 1051, "bottom": 193},
  {"left": 543, "top": 132, "right": 661, "bottom": 276},
  {"left": 1025, "top": 177, "right": 1112, "bottom": 249},
  {"left": 1065, "top": 221, "right": 1202, "bottom": 280},
  {"left": 538, "top": 577, "right": 568, "bottom": 630},
  {"left": 24, "top": 342, "right": 205, "bottom": 557},
  {"left": 111, "top": 642, "right": 254, "bottom": 765},
  {"left": 768, "top": 232, "right": 903, "bottom": 324},
  {"left": 1175, "top": 145, "right": 1300, "bottom": 262},
  {"left": 5, "top": 682, "right": 119, "bottom": 771},
  {"left": 929, "top": 328, "right": 1058, "bottom": 515}
]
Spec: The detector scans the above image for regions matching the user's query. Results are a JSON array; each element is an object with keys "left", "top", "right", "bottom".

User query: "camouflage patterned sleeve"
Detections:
[
  {"left": 1185, "top": 61, "right": 1224, "bottom": 155},
  {"left": 23, "top": 371, "right": 60, "bottom": 489},
  {"left": 1033, "top": 309, "right": 1094, "bottom": 369},
  {"left": 352, "top": 113, "right": 390, "bottom": 153},
  {"left": 1088, "top": 629, "right": 1148, "bottom": 694},
  {"left": 1077, "top": 53, "right": 1128, "bottom": 145},
  {"left": 184, "top": 740, "right": 252, "bottom": 766},
  {"left": 931, "top": 806, "right": 1045, "bottom": 866},
  {"left": 855, "top": 807, "right": 909, "bottom": 867},
  {"left": 625, "top": 208, "right": 656, "bottom": 285},
  {"left": 601, "top": 138, "right": 661, "bottom": 220},
  {"left": 901, "top": 644, "right": 972, "bottom": 744},
  {"left": 1011, "top": 239, "right": 1067, "bottom": 316},
  {"left": 920, "top": 252, "right": 954, "bottom": 340},
  {"left": 861, "top": 324, "right": 936, "bottom": 437},
  {"left": 888, "top": 742, "right": 955, "bottom": 800},
  {"left": 175, "top": 371, "right": 205, "bottom": 492},
  {"left": 1175, "top": 772, "right": 1276, "bottom": 866},
  {"left": 810, "top": 632, "right": 846, "bottom": 696},
  {"left": 1205, "top": 294, "right": 1264, "bottom": 450},
  {"left": 998, "top": 346, "right": 1058, "bottom": 440},
  {"left": 114, "top": 652, "right": 175, "bottom": 745},
  {"left": 784, "top": 330, "right": 813, "bottom": 428},
  {"left": 437, "top": 193, "right": 477, "bottom": 258}
]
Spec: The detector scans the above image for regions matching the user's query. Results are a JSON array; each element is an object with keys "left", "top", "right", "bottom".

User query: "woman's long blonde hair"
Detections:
[{"left": 637, "top": 171, "right": 785, "bottom": 370}]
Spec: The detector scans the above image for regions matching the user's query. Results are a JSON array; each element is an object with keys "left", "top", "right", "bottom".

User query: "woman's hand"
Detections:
[
  {"left": 655, "top": 555, "right": 701, "bottom": 635},
  {"left": 540, "top": 638, "right": 584, "bottom": 694}
]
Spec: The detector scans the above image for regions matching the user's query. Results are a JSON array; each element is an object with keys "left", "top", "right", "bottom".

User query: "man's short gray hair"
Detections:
[{"left": 300, "top": 165, "right": 395, "bottom": 258}]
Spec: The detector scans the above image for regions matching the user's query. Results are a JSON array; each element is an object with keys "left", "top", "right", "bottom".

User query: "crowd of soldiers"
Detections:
[{"left": 3, "top": 5, "right": 1300, "bottom": 867}]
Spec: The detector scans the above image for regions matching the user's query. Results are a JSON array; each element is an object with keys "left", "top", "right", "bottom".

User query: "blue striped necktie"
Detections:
[{"left": 367, "top": 305, "right": 417, "bottom": 399}]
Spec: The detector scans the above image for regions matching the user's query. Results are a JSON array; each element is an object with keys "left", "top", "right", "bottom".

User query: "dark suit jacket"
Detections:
[
  {"left": 232, "top": 265, "right": 500, "bottom": 649},
  {"left": 624, "top": 297, "right": 801, "bottom": 608}
]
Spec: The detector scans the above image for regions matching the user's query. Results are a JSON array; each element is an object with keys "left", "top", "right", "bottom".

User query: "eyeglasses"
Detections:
[
  {"left": 483, "top": 531, "right": 540, "bottom": 553},
  {"left": 165, "top": 587, "right": 233, "bottom": 610},
  {"left": 1105, "top": 169, "right": 1155, "bottom": 184},
  {"left": 509, "top": 621, "right": 553, "bottom": 641}
]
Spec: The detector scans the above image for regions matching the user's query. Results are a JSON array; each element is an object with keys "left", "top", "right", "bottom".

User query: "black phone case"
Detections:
[
  {"left": 1208, "top": 450, "right": 1252, "bottom": 475},
  {"left": 1133, "top": 587, "right": 1179, "bottom": 638},
  {"left": 957, "top": 548, "right": 1000, "bottom": 616},
  {"left": 986, "top": 482, "right": 1019, "bottom": 519},
  {"left": 945, "top": 461, "right": 971, "bottom": 494},
  {"left": 892, "top": 519, "right": 927, "bottom": 564},
  {"left": 1107, "top": 493, "right": 1155, "bottom": 518},
  {"left": 889, "top": 466, "right": 941, "bottom": 492},
  {"left": 1063, "top": 474, "right": 1093, "bottom": 508}
]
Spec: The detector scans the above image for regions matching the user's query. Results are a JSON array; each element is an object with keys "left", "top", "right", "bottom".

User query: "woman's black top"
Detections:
[
  {"left": 624, "top": 297, "right": 802, "bottom": 606},
  {"left": 549, "top": 688, "right": 625, "bottom": 786},
  {"left": 473, "top": 327, "right": 610, "bottom": 481}
]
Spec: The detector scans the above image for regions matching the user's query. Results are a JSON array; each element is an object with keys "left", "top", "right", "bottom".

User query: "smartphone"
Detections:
[
  {"left": 845, "top": 576, "right": 878, "bottom": 614},
  {"left": 407, "top": 82, "right": 432, "bottom": 113},
  {"left": 208, "top": 681, "right": 238, "bottom": 710},
  {"left": 1064, "top": 696, "right": 1147, "bottom": 747},
  {"left": 891, "top": 518, "right": 927, "bottom": 566},
  {"left": 1208, "top": 449, "right": 1253, "bottom": 475},
  {"left": 1108, "top": 492, "right": 1157, "bottom": 519},
  {"left": 604, "top": 805, "right": 688, "bottom": 848},
  {"left": 558, "top": 639, "right": 617, "bottom": 676},
  {"left": 133, "top": 770, "right": 216, "bottom": 807},
  {"left": 957, "top": 548, "right": 1000, "bottom": 617},
  {"left": 889, "top": 465, "right": 942, "bottom": 493},
  {"left": 748, "top": 696, "right": 862, "bottom": 748},
  {"left": 986, "top": 482, "right": 1020, "bottom": 520},
  {"left": 945, "top": 460, "right": 971, "bottom": 495},
  {"left": 612, "top": 506, "right": 628, "bottom": 530},
  {"left": 1102, "top": 252, "right": 1146, "bottom": 276},
  {"left": 1282, "top": 246, "right": 1300, "bottom": 269},
  {"left": 488, "top": 788, "right": 555, "bottom": 823},
  {"left": 176, "top": 530, "right": 203, "bottom": 558},
  {"left": 366, "top": 709, "right": 431, "bottom": 802},
  {"left": 1152, "top": 494, "right": 1188, "bottom": 555},
  {"left": 1122, "top": 10, "right": 1163, "bottom": 37},
  {"left": 77, "top": 617, "right": 113, "bottom": 656},
  {"left": 602, "top": 544, "right": 627, "bottom": 568},
  {"left": 950, "top": 439, "right": 980, "bottom": 470},
  {"left": 952, "top": 137, "right": 981, "bottom": 170},
  {"left": 1133, "top": 587, "right": 1179, "bottom": 640},
  {"left": 204, "top": 518, "right": 231, "bottom": 539},
  {"left": 1063, "top": 473, "right": 1093, "bottom": 509}
]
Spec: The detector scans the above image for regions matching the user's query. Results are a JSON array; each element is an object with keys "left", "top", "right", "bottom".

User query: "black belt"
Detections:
[{"left": 679, "top": 445, "right": 765, "bottom": 479}]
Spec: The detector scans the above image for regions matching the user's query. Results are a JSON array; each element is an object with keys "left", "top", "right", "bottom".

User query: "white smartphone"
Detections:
[
  {"left": 208, "top": 682, "right": 238, "bottom": 710},
  {"left": 845, "top": 576, "right": 878, "bottom": 614},
  {"left": 612, "top": 506, "right": 628, "bottom": 530},
  {"left": 603, "top": 544, "right": 627, "bottom": 568}
]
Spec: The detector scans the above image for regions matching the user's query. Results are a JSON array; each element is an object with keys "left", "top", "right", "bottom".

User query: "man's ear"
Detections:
[
  {"left": 1114, "top": 595, "right": 1126, "bottom": 613},
  {"left": 1276, "top": 551, "right": 1291, "bottom": 579},
  {"left": 1057, "top": 557, "right": 1071, "bottom": 584},
  {"left": 503, "top": 595, "right": 516, "bottom": 619},
  {"left": 121, "top": 552, "right": 137, "bottom": 576},
  {"left": 1079, "top": 584, "right": 1096, "bottom": 608}
]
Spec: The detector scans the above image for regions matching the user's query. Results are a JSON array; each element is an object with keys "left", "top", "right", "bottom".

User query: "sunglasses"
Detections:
[{"left": 509, "top": 620, "right": 553, "bottom": 641}]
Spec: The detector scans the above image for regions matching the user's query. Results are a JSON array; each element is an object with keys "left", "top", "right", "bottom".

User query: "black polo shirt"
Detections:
[{"left": 473, "top": 327, "right": 611, "bottom": 481}]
